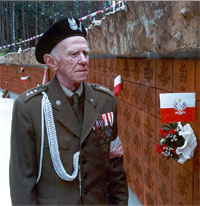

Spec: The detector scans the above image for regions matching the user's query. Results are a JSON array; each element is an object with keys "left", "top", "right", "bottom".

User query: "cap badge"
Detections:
[{"left": 68, "top": 17, "right": 78, "bottom": 31}]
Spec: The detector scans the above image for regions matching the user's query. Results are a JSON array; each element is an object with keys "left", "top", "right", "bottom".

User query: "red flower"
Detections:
[
  {"left": 156, "top": 143, "right": 163, "bottom": 154},
  {"left": 170, "top": 128, "right": 176, "bottom": 135},
  {"left": 160, "top": 128, "right": 170, "bottom": 137},
  {"left": 161, "top": 144, "right": 167, "bottom": 150}
]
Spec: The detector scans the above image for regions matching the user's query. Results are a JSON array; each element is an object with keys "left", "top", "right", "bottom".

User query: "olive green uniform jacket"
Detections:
[{"left": 9, "top": 76, "right": 128, "bottom": 205}]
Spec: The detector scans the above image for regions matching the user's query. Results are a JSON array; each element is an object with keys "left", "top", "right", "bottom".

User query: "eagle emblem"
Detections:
[
  {"left": 173, "top": 98, "right": 187, "bottom": 115},
  {"left": 68, "top": 17, "right": 78, "bottom": 31}
]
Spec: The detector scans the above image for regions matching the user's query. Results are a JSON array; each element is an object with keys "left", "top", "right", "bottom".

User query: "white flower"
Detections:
[
  {"left": 162, "top": 150, "right": 170, "bottom": 156},
  {"left": 176, "top": 122, "right": 197, "bottom": 164}
]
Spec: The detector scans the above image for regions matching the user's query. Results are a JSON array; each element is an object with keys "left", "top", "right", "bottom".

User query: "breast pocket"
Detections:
[
  {"left": 58, "top": 137, "right": 71, "bottom": 150},
  {"left": 92, "top": 127, "right": 114, "bottom": 159},
  {"left": 44, "top": 135, "right": 71, "bottom": 150},
  {"left": 43, "top": 135, "right": 72, "bottom": 166},
  {"left": 93, "top": 126, "right": 114, "bottom": 145}
]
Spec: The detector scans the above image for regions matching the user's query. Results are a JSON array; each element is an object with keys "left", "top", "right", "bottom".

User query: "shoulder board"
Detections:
[
  {"left": 20, "top": 84, "right": 47, "bottom": 103},
  {"left": 91, "top": 83, "right": 115, "bottom": 98}
]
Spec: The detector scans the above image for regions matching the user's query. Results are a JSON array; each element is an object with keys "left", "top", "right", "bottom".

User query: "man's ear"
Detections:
[{"left": 43, "top": 54, "right": 58, "bottom": 72}]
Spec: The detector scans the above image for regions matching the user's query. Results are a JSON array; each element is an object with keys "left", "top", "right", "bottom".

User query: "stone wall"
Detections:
[
  {"left": 87, "top": 1, "right": 200, "bottom": 58},
  {"left": 0, "top": 2, "right": 199, "bottom": 65},
  {"left": 0, "top": 47, "right": 41, "bottom": 66}
]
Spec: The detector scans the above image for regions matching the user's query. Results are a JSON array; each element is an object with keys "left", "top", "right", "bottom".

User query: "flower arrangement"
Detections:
[
  {"left": 2, "top": 88, "right": 9, "bottom": 98},
  {"left": 156, "top": 122, "right": 197, "bottom": 164}
]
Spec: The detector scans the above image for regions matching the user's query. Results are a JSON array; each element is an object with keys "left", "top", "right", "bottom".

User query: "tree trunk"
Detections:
[
  {"left": 12, "top": 2, "right": 15, "bottom": 44},
  {"left": 25, "top": 2, "right": 29, "bottom": 48},
  {"left": 10, "top": 2, "right": 13, "bottom": 44},
  {"left": 6, "top": 2, "right": 10, "bottom": 45},
  {"left": 0, "top": 1, "right": 5, "bottom": 45},
  {"left": 65, "top": 1, "right": 70, "bottom": 16},
  {"left": 97, "top": 1, "right": 104, "bottom": 10},
  {"left": 22, "top": 1, "right": 25, "bottom": 42},
  {"left": 91, "top": 1, "right": 97, "bottom": 13},
  {"left": 35, "top": 1, "right": 38, "bottom": 46},
  {"left": 18, "top": 2, "right": 22, "bottom": 43}
]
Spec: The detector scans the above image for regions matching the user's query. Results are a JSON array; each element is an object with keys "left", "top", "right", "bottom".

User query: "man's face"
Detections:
[{"left": 52, "top": 36, "right": 89, "bottom": 89}]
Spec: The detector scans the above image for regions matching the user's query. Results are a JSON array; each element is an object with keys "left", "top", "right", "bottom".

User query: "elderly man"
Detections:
[{"left": 9, "top": 17, "right": 128, "bottom": 205}]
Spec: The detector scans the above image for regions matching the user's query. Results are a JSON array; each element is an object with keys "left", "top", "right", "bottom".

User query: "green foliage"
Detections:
[
  {"left": 0, "top": 52, "right": 5, "bottom": 56},
  {"left": 0, "top": 48, "right": 9, "bottom": 56}
]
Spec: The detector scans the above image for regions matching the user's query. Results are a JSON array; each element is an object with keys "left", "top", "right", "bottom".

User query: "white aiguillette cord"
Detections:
[{"left": 36, "top": 92, "right": 81, "bottom": 191}]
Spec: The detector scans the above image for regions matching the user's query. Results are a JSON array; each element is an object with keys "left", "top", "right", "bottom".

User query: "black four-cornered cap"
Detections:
[{"left": 35, "top": 17, "right": 87, "bottom": 64}]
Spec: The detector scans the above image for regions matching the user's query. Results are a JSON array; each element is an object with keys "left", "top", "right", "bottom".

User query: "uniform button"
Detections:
[
  {"left": 83, "top": 172, "right": 87, "bottom": 179},
  {"left": 83, "top": 188, "right": 88, "bottom": 195},
  {"left": 82, "top": 158, "right": 86, "bottom": 164},
  {"left": 56, "top": 100, "right": 61, "bottom": 105}
]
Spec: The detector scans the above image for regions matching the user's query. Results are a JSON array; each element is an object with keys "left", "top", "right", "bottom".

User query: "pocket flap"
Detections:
[{"left": 44, "top": 136, "right": 71, "bottom": 150}]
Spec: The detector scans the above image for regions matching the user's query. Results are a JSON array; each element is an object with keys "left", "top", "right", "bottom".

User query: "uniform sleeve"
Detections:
[
  {"left": 107, "top": 98, "right": 129, "bottom": 205},
  {"left": 9, "top": 97, "right": 37, "bottom": 205}
]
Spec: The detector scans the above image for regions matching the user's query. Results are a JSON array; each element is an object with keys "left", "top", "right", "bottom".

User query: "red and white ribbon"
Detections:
[
  {"left": 0, "top": 34, "right": 43, "bottom": 50},
  {"left": 93, "top": 112, "right": 114, "bottom": 131},
  {"left": 79, "top": 1, "right": 121, "bottom": 21},
  {"left": 113, "top": 75, "right": 122, "bottom": 96},
  {"left": 0, "top": 1, "right": 125, "bottom": 50}
]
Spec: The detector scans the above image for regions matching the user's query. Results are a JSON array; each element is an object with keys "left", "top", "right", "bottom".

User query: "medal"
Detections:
[{"left": 93, "top": 112, "right": 114, "bottom": 143}]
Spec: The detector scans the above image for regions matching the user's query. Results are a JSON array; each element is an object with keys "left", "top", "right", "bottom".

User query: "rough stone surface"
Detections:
[
  {"left": 0, "top": 1, "right": 199, "bottom": 65},
  {"left": 0, "top": 47, "right": 43, "bottom": 66},
  {"left": 87, "top": 1, "right": 200, "bottom": 58}
]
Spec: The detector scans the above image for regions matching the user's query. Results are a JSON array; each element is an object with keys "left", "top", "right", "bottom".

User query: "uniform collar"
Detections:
[{"left": 59, "top": 83, "right": 83, "bottom": 98}]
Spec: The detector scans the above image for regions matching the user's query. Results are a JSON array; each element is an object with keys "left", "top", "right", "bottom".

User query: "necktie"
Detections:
[{"left": 72, "top": 93, "right": 83, "bottom": 126}]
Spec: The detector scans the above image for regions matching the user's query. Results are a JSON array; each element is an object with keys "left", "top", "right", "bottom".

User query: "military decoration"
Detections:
[{"left": 93, "top": 112, "right": 114, "bottom": 143}]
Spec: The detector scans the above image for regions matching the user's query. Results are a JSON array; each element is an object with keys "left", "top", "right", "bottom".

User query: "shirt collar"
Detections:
[{"left": 59, "top": 83, "right": 83, "bottom": 98}]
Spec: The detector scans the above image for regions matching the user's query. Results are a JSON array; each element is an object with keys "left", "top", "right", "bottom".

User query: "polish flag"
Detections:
[
  {"left": 160, "top": 93, "right": 195, "bottom": 123},
  {"left": 113, "top": 75, "right": 122, "bottom": 96},
  {"left": 20, "top": 75, "right": 29, "bottom": 81}
]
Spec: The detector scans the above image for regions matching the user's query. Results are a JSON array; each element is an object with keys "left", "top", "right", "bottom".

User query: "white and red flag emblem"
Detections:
[
  {"left": 113, "top": 75, "right": 122, "bottom": 97},
  {"left": 160, "top": 93, "right": 195, "bottom": 123}
]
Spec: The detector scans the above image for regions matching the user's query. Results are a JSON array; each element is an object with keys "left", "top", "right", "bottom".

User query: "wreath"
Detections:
[{"left": 156, "top": 122, "right": 197, "bottom": 164}]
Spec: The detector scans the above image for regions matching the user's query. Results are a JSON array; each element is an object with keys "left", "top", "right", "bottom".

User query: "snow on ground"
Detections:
[{"left": 0, "top": 93, "right": 14, "bottom": 205}]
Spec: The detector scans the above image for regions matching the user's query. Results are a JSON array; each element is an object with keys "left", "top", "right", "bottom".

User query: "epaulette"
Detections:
[
  {"left": 20, "top": 84, "right": 47, "bottom": 103},
  {"left": 91, "top": 83, "right": 115, "bottom": 98}
]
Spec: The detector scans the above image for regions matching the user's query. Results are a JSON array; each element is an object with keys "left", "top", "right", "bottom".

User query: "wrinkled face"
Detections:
[{"left": 51, "top": 36, "right": 89, "bottom": 89}]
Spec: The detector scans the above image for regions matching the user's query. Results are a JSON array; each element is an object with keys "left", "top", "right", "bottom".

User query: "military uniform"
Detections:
[{"left": 9, "top": 76, "right": 128, "bottom": 205}]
